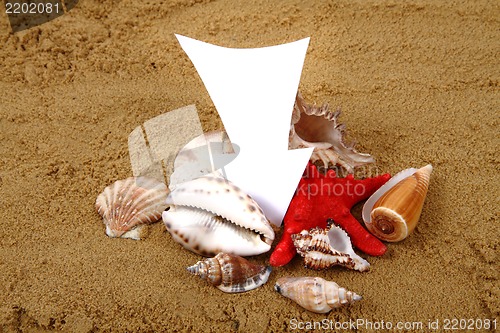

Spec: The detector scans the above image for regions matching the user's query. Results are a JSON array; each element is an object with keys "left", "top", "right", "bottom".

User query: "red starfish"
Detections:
[{"left": 270, "top": 162, "right": 391, "bottom": 267}]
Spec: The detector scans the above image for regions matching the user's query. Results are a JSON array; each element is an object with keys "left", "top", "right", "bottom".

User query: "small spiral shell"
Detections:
[
  {"left": 274, "top": 276, "right": 362, "bottom": 313},
  {"left": 187, "top": 253, "right": 271, "bottom": 293}
]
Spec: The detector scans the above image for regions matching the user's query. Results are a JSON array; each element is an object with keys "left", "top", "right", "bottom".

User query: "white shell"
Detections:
[
  {"left": 170, "top": 131, "right": 237, "bottom": 188},
  {"left": 292, "top": 221, "right": 370, "bottom": 272},
  {"left": 275, "top": 277, "right": 362, "bottom": 313},
  {"left": 162, "top": 175, "right": 274, "bottom": 256},
  {"left": 95, "top": 177, "right": 168, "bottom": 240},
  {"left": 289, "top": 93, "right": 374, "bottom": 173}
]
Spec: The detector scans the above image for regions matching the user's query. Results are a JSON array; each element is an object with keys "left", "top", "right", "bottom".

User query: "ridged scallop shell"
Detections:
[
  {"left": 289, "top": 93, "right": 374, "bottom": 174},
  {"left": 275, "top": 277, "right": 362, "bottom": 313},
  {"left": 292, "top": 221, "right": 370, "bottom": 272},
  {"left": 362, "top": 165, "right": 433, "bottom": 242},
  {"left": 187, "top": 252, "right": 271, "bottom": 293},
  {"left": 162, "top": 175, "right": 275, "bottom": 256},
  {"left": 95, "top": 177, "right": 168, "bottom": 240}
]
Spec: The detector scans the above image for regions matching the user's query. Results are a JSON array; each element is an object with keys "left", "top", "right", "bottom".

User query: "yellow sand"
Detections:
[{"left": 1, "top": 1, "right": 498, "bottom": 331}]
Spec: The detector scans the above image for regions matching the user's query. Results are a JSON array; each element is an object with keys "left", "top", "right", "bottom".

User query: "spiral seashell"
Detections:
[
  {"left": 289, "top": 93, "right": 375, "bottom": 173},
  {"left": 95, "top": 177, "right": 168, "bottom": 240},
  {"left": 163, "top": 175, "right": 274, "bottom": 256},
  {"left": 187, "top": 252, "right": 272, "bottom": 293},
  {"left": 362, "top": 165, "right": 433, "bottom": 242},
  {"left": 274, "top": 277, "right": 362, "bottom": 313},
  {"left": 292, "top": 221, "right": 370, "bottom": 272}
]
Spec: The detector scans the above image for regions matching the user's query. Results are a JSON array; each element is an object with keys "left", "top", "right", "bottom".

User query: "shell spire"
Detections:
[
  {"left": 187, "top": 253, "right": 272, "bottom": 293},
  {"left": 363, "top": 165, "right": 433, "bottom": 242},
  {"left": 275, "top": 277, "right": 362, "bottom": 313}
]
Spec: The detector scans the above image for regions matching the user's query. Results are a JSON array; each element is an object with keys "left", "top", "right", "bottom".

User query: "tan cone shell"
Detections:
[{"left": 367, "top": 165, "right": 432, "bottom": 242}]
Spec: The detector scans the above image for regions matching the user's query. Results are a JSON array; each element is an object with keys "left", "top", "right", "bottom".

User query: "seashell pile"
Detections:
[
  {"left": 95, "top": 177, "right": 168, "bottom": 240},
  {"left": 187, "top": 252, "right": 272, "bottom": 293},
  {"left": 96, "top": 86, "right": 436, "bottom": 311},
  {"left": 289, "top": 93, "right": 375, "bottom": 173},
  {"left": 162, "top": 175, "right": 275, "bottom": 257},
  {"left": 363, "top": 164, "right": 433, "bottom": 242},
  {"left": 292, "top": 220, "right": 370, "bottom": 272},
  {"left": 275, "top": 276, "right": 362, "bottom": 313}
]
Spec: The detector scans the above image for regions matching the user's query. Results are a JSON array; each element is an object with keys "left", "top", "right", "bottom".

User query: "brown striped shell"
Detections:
[
  {"left": 363, "top": 165, "right": 433, "bottom": 242},
  {"left": 95, "top": 177, "right": 168, "bottom": 240},
  {"left": 187, "top": 252, "right": 272, "bottom": 293}
]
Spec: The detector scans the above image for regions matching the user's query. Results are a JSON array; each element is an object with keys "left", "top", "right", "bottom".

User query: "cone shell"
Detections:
[
  {"left": 187, "top": 252, "right": 271, "bottom": 293},
  {"left": 95, "top": 177, "right": 168, "bottom": 240},
  {"left": 274, "top": 277, "right": 362, "bottom": 313},
  {"left": 363, "top": 165, "right": 432, "bottom": 242}
]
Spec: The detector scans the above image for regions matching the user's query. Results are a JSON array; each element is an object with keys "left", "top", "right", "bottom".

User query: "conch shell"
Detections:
[
  {"left": 168, "top": 93, "right": 374, "bottom": 182},
  {"left": 275, "top": 277, "right": 362, "bottom": 313},
  {"left": 162, "top": 175, "right": 274, "bottom": 256},
  {"left": 187, "top": 252, "right": 272, "bottom": 293},
  {"left": 292, "top": 221, "right": 370, "bottom": 272},
  {"left": 95, "top": 177, "right": 168, "bottom": 240},
  {"left": 289, "top": 93, "right": 374, "bottom": 173},
  {"left": 362, "top": 165, "right": 433, "bottom": 242}
]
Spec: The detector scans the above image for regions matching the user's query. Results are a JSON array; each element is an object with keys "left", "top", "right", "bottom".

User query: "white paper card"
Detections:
[{"left": 176, "top": 35, "right": 313, "bottom": 226}]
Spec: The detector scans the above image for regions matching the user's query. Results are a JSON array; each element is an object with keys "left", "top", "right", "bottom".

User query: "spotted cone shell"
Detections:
[
  {"left": 275, "top": 277, "right": 362, "bottom": 313},
  {"left": 95, "top": 177, "right": 168, "bottom": 240},
  {"left": 187, "top": 252, "right": 272, "bottom": 293}
]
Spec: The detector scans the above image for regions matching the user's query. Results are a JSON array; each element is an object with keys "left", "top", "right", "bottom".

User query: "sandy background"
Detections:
[{"left": 1, "top": 0, "right": 498, "bottom": 332}]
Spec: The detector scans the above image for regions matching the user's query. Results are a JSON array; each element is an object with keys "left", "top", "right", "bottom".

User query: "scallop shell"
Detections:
[
  {"left": 292, "top": 221, "right": 370, "bottom": 272},
  {"left": 95, "top": 177, "right": 168, "bottom": 240},
  {"left": 289, "top": 93, "right": 375, "bottom": 174},
  {"left": 187, "top": 252, "right": 272, "bottom": 293},
  {"left": 162, "top": 174, "right": 275, "bottom": 256},
  {"left": 274, "top": 277, "right": 362, "bottom": 313},
  {"left": 362, "top": 164, "right": 433, "bottom": 242}
]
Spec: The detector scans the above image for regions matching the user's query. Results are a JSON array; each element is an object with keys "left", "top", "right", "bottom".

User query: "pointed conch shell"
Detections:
[
  {"left": 362, "top": 165, "right": 433, "bottom": 242},
  {"left": 274, "top": 277, "right": 362, "bottom": 313},
  {"left": 292, "top": 221, "right": 370, "bottom": 272},
  {"left": 162, "top": 175, "right": 274, "bottom": 256},
  {"left": 289, "top": 93, "right": 375, "bottom": 174},
  {"left": 187, "top": 252, "right": 271, "bottom": 293},
  {"left": 95, "top": 177, "right": 168, "bottom": 240}
]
